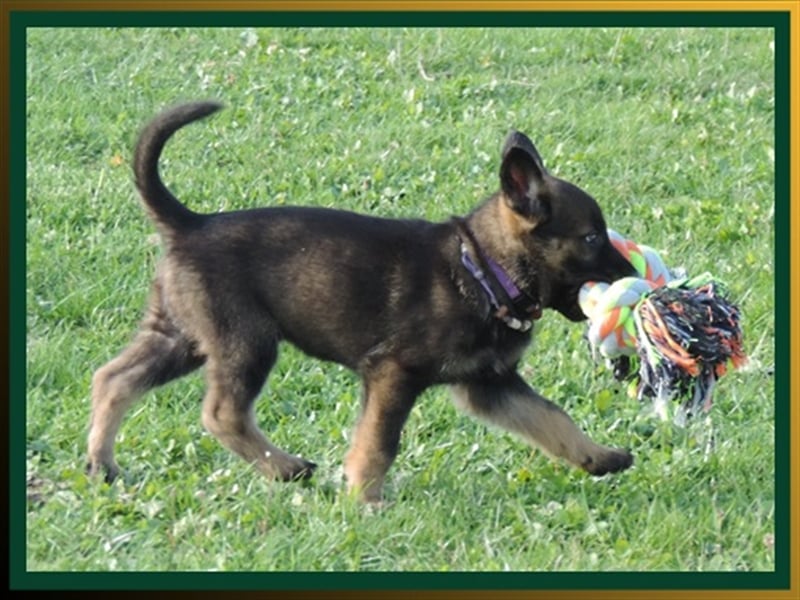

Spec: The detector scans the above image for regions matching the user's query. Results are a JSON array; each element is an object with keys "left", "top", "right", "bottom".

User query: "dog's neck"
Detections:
[{"left": 453, "top": 218, "right": 542, "bottom": 331}]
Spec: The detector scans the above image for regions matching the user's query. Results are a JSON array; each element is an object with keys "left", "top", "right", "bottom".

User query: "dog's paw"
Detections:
[
  {"left": 582, "top": 447, "right": 633, "bottom": 476},
  {"left": 85, "top": 459, "right": 120, "bottom": 484},
  {"left": 279, "top": 457, "right": 318, "bottom": 482}
]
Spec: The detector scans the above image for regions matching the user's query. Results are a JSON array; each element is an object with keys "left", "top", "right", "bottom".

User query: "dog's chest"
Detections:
[{"left": 436, "top": 321, "right": 531, "bottom": 382}]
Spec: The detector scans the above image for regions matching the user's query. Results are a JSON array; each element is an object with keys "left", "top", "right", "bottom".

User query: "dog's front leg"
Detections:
[
  {"left": 451, "top": 373, "right": 633, "bottom": 475},
  {"left": 344, "top": 361, "right": 422, "bottom": 503}
]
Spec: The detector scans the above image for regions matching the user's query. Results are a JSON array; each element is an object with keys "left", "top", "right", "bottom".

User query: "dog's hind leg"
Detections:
[
  {"left": 451, "top": 373, "right": 633, "bottom": 476},
  {"left": 344, "top": 360, "right": 422, "bottom": 503},
  {"left": 88, "top": 317, "right": 204, "bottom": 482},
  {"left": 200, "top": 339, "right": 317, "bottom": 482}
]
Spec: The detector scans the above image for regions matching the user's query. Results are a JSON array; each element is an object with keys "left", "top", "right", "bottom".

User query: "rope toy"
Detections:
[{"left": 579, "top": 230, "right": 746, "bottom": 424}]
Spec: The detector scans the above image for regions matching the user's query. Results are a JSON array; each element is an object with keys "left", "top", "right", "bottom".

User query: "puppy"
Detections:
[{"left": 88, "top": 101, "right": 637, "bottom": 502}]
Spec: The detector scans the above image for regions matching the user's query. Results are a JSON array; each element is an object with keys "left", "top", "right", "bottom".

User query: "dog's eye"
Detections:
[{"left": 583, "top": 232, "right": 601, "bottom": 246}]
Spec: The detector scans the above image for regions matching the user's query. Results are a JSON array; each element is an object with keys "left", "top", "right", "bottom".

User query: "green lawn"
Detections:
[{"left": 24, "top": 26, "right": 776, "bottom": 574}]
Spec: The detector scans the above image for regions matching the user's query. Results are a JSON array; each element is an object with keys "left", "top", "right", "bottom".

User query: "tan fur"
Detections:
[
  {"left": 498, "top": 193, "right": 538, "bottom": 242},
  {"left": 451, "top": 377, "right": 630, "bottom": 474},
  {"left": 343, "top": 360, "right": 418, "bottom": 502}
]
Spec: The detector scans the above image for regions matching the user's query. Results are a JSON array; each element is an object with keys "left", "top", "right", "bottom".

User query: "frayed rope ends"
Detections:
[{"left": 579, "top": 231, "right": 746, "bottom": 424}]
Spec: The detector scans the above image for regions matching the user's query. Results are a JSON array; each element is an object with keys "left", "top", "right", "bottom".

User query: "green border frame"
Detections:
[{"left": 8, "top": 7, "right": 792, "bottom": 594}]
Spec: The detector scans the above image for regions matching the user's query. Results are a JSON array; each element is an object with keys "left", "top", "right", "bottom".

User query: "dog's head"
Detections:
[{"left": 493, "top": 131, "right": 637, "bottom": 322}]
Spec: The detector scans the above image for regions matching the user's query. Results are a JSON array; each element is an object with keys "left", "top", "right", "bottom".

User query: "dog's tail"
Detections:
[{"left": 133, "top": 100, "right": 224, "bottom": 234}]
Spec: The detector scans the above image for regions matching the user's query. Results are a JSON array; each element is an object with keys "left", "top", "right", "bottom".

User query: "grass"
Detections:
[{"left": 24, "top": 26, "right": 775, "bottom": 576}]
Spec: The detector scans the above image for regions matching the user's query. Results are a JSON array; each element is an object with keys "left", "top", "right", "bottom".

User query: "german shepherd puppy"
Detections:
[{"left": 88, "top": 101, "right": 637, "bottom": 503}]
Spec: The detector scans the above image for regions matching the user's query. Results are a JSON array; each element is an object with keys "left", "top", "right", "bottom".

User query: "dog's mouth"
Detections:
[
  {"left": 557, "top": 278, "right": 611, "bottom": 322},
  {"left": 546, "top": 283, "right": 588, "bottom": 322},
  {"left": 563, "top": 288, "right": 590, "bottom": 322},
  {"left": 556, "top": 248, "right": 638, "bottom": 321}
]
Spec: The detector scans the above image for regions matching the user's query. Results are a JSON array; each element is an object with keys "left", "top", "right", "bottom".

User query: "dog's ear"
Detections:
[{"left": 499, "top": 131, "right": 550, "bottom": 223}]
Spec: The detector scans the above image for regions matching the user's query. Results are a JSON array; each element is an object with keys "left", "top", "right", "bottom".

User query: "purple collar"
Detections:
[
  {"left": 486, "top": 254, "right": 524, "bottom": 300},
  {"left": 459, "top": 242, "right": 541, "bottom": 332}
]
